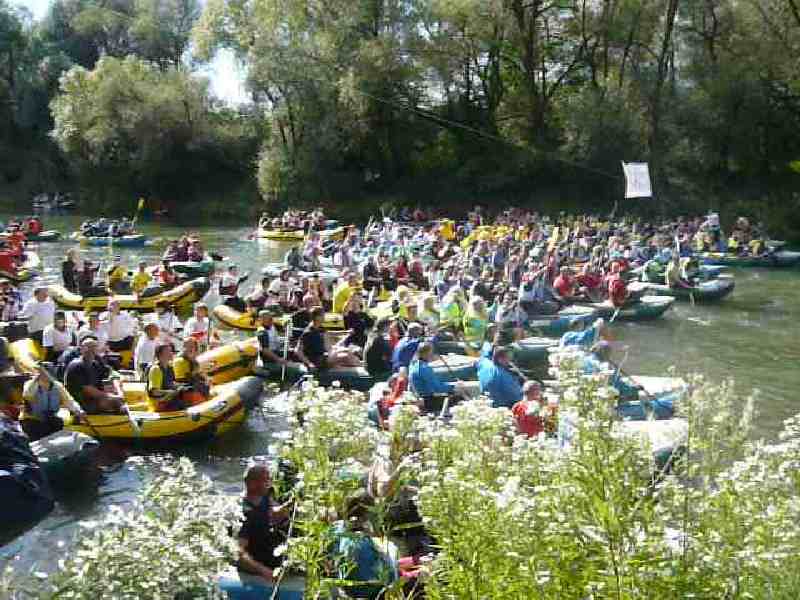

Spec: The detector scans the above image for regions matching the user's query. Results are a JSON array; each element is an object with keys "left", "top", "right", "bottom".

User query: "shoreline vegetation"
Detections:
[
  {"left": 1, "top": 0, "right": 799, "bottom": 237},
  {"left": 6, "top": 356, "right": 800, "bottom": 598}
]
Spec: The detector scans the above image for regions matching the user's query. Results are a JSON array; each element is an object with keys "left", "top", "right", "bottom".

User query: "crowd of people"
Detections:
[{"left": 78, "top": 218, "right": 136, "bottom": 238}]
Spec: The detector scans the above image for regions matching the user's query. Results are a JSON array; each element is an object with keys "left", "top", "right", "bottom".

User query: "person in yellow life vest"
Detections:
[
  {"left": 147, "top": 343, "right": 184, "bottom": 412},
  {"left": 440, "top": 219, "right": 455, "bottom": 241},
  {"left": 131, "top": 261, "right": 152, "bottom": 296},
  {"left": 172, "top": 337, "right": 208, "bottom": 402},
  {"left": 417, "top": 293, "right": 439, "bottom": 331},
  {"left": 748, "top": 238, "right": 764, "bottom": 256},
  {"left": 332, "top": 272, "right": 360, "bottom": 314},
  {"left": 462, "top": 297, "right": 489, "bottom": 352},
  {"left": 692, "top": 231, "right": 706, "bottom": 253},
  {"left": 106, "top": 256, "right": 128, "bottom": 294},
  {"left": 439, "top": 286, "right": 465, "bottom": 332}
]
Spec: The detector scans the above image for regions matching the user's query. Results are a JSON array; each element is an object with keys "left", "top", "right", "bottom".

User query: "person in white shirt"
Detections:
[
  {"left": 133, "top": 322, "right": 160, "bottom": 379},
  {"left": 21, "top": 286, "right": 56, "bottom": 346},
  {"left": 151, "top": 300, "right": 182, "bottom": 346},
  {"left": 184, "top": 303, "right": 216, "bottom": 349},
  {"left": 219, "top": 265, "right": 246, "bottom": 312},
  {"left": 105, "top": 300, "right": 138, "bottom": 353},
  {"left": 78, "top": 312, "right": 109, "bottom": 354},
  {"left": 267, "top": 270, "right": 293, "bottom": 307},
  {"left": 42, "top": 311, "right": 76, "bottom": 362}
]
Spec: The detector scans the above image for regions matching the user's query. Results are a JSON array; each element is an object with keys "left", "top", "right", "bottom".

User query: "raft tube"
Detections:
[
  {"left": 49, "top": 277, "right": 210, "bottom": 313},
  {"left": 700, "top": 250, "right": 800, "bottom": 268},
  {"left": 319, "top": 353, "right": 477, "bottom": 392},
  {"left": 629, "top": 277, "right": 735, "bottom": 302},
  {"left": 526, "top": 305, "right": 601, "bottom": 337},
  {"left": 65, "top": 376, "right": 264, "bottom": 442},
  {"left": 24, "top": 230, "right": 61, "bottom": 242},
  {"left": 576, "top": 295, "right": 675, "bottom": 321},
  {"left": 75, "top": 234, "right": 148, "bottom": 247},
  {"left": 213, "top": 304, "right": 345, "bottom": 332},
  {"left": 435, "top": 335, "right": 557, "bottom": 368}
]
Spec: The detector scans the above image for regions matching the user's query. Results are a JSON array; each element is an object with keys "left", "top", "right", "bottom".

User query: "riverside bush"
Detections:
[{"left": 4, "top": 367, "right": 800, "bottom": 599}]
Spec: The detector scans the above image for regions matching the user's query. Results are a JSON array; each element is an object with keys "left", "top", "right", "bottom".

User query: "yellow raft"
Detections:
[
  {"left": 256, "top": 226, "right": 347, "bottom": 243},
  {"left": 49, "top": 278, "right": 211, "bottom": 313},
  {"left": 63, "top": 376, "right": 264, "bottom": 441},
  {"left": 212, "top": 304, "right": 345, "bottom": 332},
  {"left": 11, "top": 338, "right": 134, "bottom": 372},
  {"left": 11, "top": 336, "right": 256, "bottom": 387}
]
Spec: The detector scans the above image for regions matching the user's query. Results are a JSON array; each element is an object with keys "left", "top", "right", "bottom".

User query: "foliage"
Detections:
[
  {"left": 1, "top": 457, "right": 241, "bottom": 599},
  {"left": 50, "top": 55, "right": 261, "bottom": 213}
]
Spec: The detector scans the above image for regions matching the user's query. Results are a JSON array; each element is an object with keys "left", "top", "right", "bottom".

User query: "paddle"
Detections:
[
  {"left": 111, "top": 372, "right": 142, "bottom": 437},
  {"left": 281, "top": 319, "right": 291, "bottom": 383}
]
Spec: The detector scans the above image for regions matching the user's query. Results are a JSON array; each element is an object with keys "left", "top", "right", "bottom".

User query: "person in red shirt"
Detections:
[
  {"left": 605, "top": 262, "right": 628, "bottom": 308},
  {"left": 511, "top": 381, "right": 547, "bottom": 438},
  {"left": 575, "top": 263, "right": 602, "bottom": 299},
  {"left": 552, "top": 266, "right": 576, "bottom": 302}
]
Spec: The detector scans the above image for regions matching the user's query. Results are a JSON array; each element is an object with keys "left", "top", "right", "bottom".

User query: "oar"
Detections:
[
  {"left": 111, "top": 372, "right": 142, "bottom": 437},
  {"left": 281, "top": 322, "right": 291, "bottom": 383}
]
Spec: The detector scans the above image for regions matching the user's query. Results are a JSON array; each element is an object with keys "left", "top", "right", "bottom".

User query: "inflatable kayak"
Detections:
[
  {"left": 16, "top": 230, "right": 61, "bottom": 242},
  {"left": 0, "top": 251, "right": 41, "bottom": 283},
  {"left": 435, "top": 335, "right": 557, "bottom": 368},
  {"left": 629, "top": 277, "right": 735, "bottom": 302},
  {"left": 575, "top": 295, "right": 674, "bottom": 321},
  {"left": 158, "top": 257, "right": 215, "bottom": 278},
  {"left": 213, "top": 304, "right": 345, "bottom": 332},
  {"left": 257, "top": 226, "right": 347, "bottom": 243},
  {"left": 700, "top": 250, "right": 800, "bottom": 268},
  {"left": 318, "top": 353, "right": 476, "bottom": 392},
  {"left": 200, "top": 338, "right": 260, "bottom": 385},
  {"left": 49, "top": 278, "right": 210, "bottom": 312},
  {"left": 526, "top": 305, "right": 601, "bottom": 337},
  {"left": 31, "top": 430, "right": 100, "bottom": 489},
  {"left": 74, "top": 234, "right": 148, "bottom": 247},
  {"left": 11, "top": 336, "right": 136, "bottom": 374},
  {"left": 65, "top": 376, "right": 264, "bottom": 442}
]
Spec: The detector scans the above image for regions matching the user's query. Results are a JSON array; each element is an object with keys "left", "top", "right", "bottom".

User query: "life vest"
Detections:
[
  {"left": 440, "top": 299, "right": 463, "bottom": 328},
  {"left": 462, "top": 310, "right": 487, "bottom": 348}
]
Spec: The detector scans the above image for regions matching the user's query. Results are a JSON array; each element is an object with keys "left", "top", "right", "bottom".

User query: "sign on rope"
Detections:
[{"left": 621, "top": 162, "right": 652, "bottom": 198}]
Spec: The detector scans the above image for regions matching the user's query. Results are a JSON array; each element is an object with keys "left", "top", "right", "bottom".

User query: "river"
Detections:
[{"left": 2, "top": 213, "right": 799, "bottom": 566}]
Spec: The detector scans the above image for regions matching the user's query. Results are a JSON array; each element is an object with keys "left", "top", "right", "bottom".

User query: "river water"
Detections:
[{"left": 2, "top": 213, "right": 799, "bottom": 566}]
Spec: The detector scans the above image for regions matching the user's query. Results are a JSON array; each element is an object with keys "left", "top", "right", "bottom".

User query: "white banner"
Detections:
[{"left": 622, "top": 162, "right": 652, "bottom": 198}]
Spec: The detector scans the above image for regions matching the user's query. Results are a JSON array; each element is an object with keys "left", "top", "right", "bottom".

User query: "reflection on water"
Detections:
[{"left": 3, "top": 213, "right": 800, "bottom": 562}]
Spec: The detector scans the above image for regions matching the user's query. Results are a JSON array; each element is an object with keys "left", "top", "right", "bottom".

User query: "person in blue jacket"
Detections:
[
  {"left": 477, "top": 346, "right": 523, "bottom": 409},
  {"left": 560, "top": 317, "right": 606, "bottom": 349},
  {"left": 409, "top": 343, "right": 456, "bottom": 412},
  {"left": 391, "top": 322, "right": 423, "bottom": 372}
]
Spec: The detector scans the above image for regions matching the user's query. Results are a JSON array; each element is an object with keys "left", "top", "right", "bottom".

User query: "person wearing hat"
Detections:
[
  {"left": 256, "top": 309, "right": 289, "bottom": 369},
  {"left": 477, "top": 346, "right": 523, "bottom": 409},
  {"left": 20, "top": 363, "right": 86, "bottom": 441},
  {"left": 131, "top": 260, "right": 152, "bottom": 296},
  {"left": 21, "top": 286, "right": 55, "bottom": 346},
  {"left": 42, "top": 310, "right": 76, "bottom": 363},
  {"left": 106, "top": 256, "right": 129, "bottom": 294}
]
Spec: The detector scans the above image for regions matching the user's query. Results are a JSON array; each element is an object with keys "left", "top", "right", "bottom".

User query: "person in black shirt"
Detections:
[
  {"left": 341, "top": 294, "right": 374, "bottom": 349},
  {"left": 238, "top": 465, "right": 289, "bottom": 581},
  {"left": 62, "top": 249, "right": 79, "bottom": 293},
  {"left": 364, "top": 319, "right": 392, "bottom": 376},
  {"left": 295, "top": 308, "right": 359, "bottom": 370},
  {"left": 64, "top": 336, "right": 123, "bottom": 414}
]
